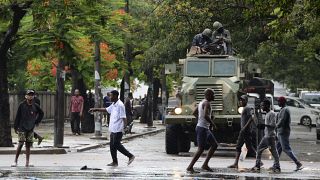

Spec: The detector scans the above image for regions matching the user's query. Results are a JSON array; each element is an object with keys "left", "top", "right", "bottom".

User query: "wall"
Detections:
[{"left": 9, "top": 91, "right": 71, "bottom": 122}]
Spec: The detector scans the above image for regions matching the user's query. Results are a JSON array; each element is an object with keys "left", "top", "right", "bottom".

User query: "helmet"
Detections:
[
  {"left": 240, "top": 95, "right": 248, "bottom": 102},
  {"left": 213, "top": 21, "right": 223, "bottom": 31},
  {"left": 202, "top": 28, "right": 212, "bottom": 38}
]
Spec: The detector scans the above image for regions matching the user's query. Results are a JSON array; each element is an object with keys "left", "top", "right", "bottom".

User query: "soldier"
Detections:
[
  {"left": 212, "top": 21, "right": 232, "bottom": 55},
  {"left": 191, "top": 28, "right": 213, "bottom": 53},
  {"left": 186, "top": 89, "right": 218, "bottom": 173},
  {"left": 228, "top": 95, "right": 256, "bottom": 169}
]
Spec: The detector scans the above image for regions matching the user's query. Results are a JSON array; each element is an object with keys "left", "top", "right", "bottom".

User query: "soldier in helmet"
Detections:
[
  {"left": 228, "top": 95, "right": 256, "bottom": 169},
  {"left": 191, "top": 28, "right": 213, "bottom": 54},
  {"left": 212, "top": 21, "right": 232, "bottom": 55}
]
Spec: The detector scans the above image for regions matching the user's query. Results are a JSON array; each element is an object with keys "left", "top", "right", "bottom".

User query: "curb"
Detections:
[
  {"left": 0, "top": 148, "right": 67, "bottom": 155},
  {"left": 76, "top": 128, "right": 165, "bottom": 152}
]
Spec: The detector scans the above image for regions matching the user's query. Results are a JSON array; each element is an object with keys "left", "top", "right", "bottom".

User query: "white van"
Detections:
[
  {"left": 274, "top": 96, "right": 320, "bottom": 126},
  {"left": 299, "top": 91, "right": 320, "bottom": 109}
]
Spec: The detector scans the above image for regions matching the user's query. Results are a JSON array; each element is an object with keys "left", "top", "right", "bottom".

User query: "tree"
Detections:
[{"left": 0, "top": 1, "right": 33, "bottom": 147}]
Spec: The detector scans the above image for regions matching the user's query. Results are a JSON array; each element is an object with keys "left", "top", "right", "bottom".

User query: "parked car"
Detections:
[
  {"left": 274, "top": 96, "right": 320, "bottom": 126},
  {"left": 132, "top": 97, "right": 163, "bottom": 120}
]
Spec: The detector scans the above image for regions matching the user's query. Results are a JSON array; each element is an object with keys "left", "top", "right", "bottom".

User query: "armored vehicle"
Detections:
[{"left": 164, "top": 54, "right": 245, "bottom": 154}]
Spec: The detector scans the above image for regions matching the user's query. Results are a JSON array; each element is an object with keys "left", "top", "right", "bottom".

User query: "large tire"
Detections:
[
  {"left": 301, "top": 116, "right": 312, "bottom": 126},
  {"left": 165, "top": 125, "right": 179, "bottom": 154},
  {"left": 178, "top": 132, "right": 191, "bottom": 152}
]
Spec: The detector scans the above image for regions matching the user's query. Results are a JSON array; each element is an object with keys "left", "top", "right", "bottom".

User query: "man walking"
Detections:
[
  {"left": 228, "top": 95, "right": 256, "bottom": 169},
  {"left": 70, "top": 89, "right": 83, "bottom": 135},
  {"left": 276, "top": 96, "right": 303, "bottom": 171},
  {"left": 251, "top": 99, "right": 280, "bottom": 172},
  {"left": 89, "top": 90, "right": 135, "bottom": 166},
  {"left": 124, "top": 92, "right": 134, "bottom": 133},
  {"left": 186, "top": 89, "right": 218, "bottom": 173},
  {"left": 12, "top": 90, "right": 44, "bottom": 167}
]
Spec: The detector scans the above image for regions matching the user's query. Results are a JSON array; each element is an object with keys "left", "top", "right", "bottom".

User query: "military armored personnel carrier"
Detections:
[{"left": 164, "top": 53, "right": 246, "bottom": 154}]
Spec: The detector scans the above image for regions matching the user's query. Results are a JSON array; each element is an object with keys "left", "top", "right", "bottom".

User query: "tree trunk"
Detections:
[
  {"left": 0, "top": 2, "right": 32, "bottom": 147},
  {"left": 140, "top": 68, "right": 154, "bottom": 124},
  {"left": 54, "top": 60, "right": 65, "bottom": 147},
  {"left": 140, "top": 68, "right": 154, "bottom": 127}
]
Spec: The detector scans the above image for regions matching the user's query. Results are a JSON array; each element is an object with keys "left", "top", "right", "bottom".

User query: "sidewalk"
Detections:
[{"left": 0, "top": 120, "right": 165, "bottom": 154}]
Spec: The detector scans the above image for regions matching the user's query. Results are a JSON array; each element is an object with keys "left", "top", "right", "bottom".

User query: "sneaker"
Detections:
[
  {"left": 11, "top": 162, "right": 17, "bottom": 167},
  {"left": 128, "top": 155, "right": 135, "bottom": 166},
  {"left": 107, "top": 162, "right": 118, "bottom": 167},
  {"left": 295, "top": 162, "right": 303, "bottom": 171},
  {"left": 38, "top": 137, "right": 44, "bottom": 145}
]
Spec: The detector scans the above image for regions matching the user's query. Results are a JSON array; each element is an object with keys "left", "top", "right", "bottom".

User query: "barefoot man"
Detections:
[{"left": 186, "top": 88, "right": 218, "bottom": 173}]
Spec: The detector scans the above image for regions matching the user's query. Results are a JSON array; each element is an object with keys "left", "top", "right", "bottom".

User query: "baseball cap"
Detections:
[
  {"left": 278, "top": 96, "right": 286, "bottom": 103},
  {"left": 26, "top": 89, "right": 35, "bottom": 95}
]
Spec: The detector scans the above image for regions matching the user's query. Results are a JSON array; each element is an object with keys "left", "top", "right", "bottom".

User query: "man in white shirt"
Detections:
[{"left": 89, "top": 90, "right": 135, "bottom": 166}]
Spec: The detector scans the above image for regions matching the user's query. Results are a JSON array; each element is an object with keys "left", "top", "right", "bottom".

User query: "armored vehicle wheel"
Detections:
[
  {"left": 165, "top": 124, "right": 179, "bottom": 154},
  {"left": 178, "top": 133, "right": 190, "bottom": 152}
]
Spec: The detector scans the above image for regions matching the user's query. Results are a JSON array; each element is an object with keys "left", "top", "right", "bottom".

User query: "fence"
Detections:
[{"left": 9, "top": 91, "right": 71, "bottom": 123}]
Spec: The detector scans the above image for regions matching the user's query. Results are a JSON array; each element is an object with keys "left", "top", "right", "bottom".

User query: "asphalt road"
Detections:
[{"left": 1, "top": 124, "right": 320, "bottom": 179}]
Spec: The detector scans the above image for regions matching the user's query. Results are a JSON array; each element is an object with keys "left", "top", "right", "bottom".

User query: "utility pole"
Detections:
[
  {"left": 92, "top": 41, "right": 104, "bottom": 138},
  {"left": 54, "top": 60, "right": 65, "bottom": 147}
]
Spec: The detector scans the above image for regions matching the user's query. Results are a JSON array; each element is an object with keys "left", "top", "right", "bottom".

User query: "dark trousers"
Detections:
[
  {"left": 110, "top": 132, "right": 133, "bottom": 163},
  {"left": 236, "top": 131, "right": 256, "bottom": 156},
  {"left": 71, "top": 112, "right": 81, "bottom": 134},
  {"left": 277, "top": 133, "right": 299, "bottom": 164},
  {"left": 256, "top": 136, "right": 280, "bottom": 168}
]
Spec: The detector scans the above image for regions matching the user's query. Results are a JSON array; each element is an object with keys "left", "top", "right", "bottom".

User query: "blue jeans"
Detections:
[{"left": 277, "top": 133, "right": 299, "bottom": 164}]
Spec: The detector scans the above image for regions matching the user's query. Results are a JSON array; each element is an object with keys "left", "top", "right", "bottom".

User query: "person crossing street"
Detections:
[{"left": 89, "top": 90, "right": 135, "bottom": 166}]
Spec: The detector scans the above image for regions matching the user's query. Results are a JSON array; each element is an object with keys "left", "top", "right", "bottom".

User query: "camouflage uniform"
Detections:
[{"left": 212, "top": 21, "right": 232, "bottom": 55}]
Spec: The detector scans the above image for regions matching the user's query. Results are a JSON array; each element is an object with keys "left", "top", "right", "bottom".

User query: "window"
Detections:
[
  {"left": 212, "top": 60, "right": 236, "bottom": 76},
  {"left": 286, "top": 99, "right": 295, "bottom": 107},
  {"left": 186, "top": 60, "right": 210, "bottom": 76}
]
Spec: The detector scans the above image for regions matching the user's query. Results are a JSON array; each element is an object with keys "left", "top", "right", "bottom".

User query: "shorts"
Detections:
[
  {"left": 196, "top": 126, "right": 218, "bottom": 149},
  {"left": 18, "top": 131, "right": 34, "bottom": 143}
]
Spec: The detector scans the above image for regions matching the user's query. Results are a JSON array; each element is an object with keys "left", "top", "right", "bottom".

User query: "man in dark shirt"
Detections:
[
  {"left": 276, "top": 96, "right": 303, "bottom": 171},
  {"left": 124, "top": 93, "right": 134, "bottom": 133},
  {"left": 12, "top": 90, "right": 44, "bottom": 167},
  {"left": 228, "top": 95, "right": 256, "bottom": 169},
  {"left": 103, "top": 92, "right": 112, "bottom": 126}
]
